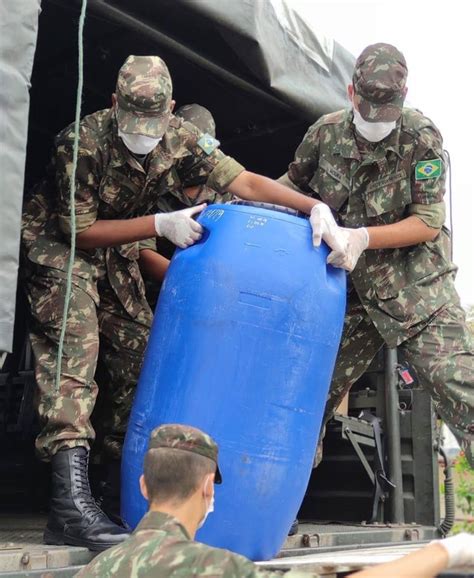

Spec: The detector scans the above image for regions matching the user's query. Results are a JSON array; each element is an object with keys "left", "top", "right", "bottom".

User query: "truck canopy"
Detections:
[{"left": 0, "top": 0, "right": 354, "bottom": 353}]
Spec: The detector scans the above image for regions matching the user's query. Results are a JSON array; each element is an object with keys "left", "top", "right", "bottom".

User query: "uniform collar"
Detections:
[
  {"left": 134, "top": 510, "right": 191, "bottom": 540},
  {"left": 333, "top": 109, "right": 403, "bottom": 161}
]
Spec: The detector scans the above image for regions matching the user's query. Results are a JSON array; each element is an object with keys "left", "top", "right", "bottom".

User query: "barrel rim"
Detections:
[{"left": 228, "top": 200, "right": 307, "bottom": 219}]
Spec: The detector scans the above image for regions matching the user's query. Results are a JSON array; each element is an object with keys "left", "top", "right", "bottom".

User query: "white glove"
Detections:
[
  {"left": 309, "top": 203, "right": 347, "bottom": 254},
  {"left": 154, "top": 204, "right": 206, "bottom": 248},
  {"left": 432, "top": 533, "right": 474, "bottom": 568},
  {"left": 327, "top": 227, "right": 369, "bottom": 272}
]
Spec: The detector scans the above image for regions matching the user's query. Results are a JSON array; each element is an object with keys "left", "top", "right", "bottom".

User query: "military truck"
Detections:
[{"left": 0, "top": 0, "right": 460, "bottom": 575}]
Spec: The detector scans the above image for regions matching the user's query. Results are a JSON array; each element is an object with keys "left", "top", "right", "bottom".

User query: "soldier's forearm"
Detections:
[
  {"left": 227, "top": 171, "right": 318, "bottom": 214},
  {"left": 138, "top": 249, "right": 170, "bottom": 282},
  {"left": 76, "top": 216, "right": 156, "bottom": 249},
  {"left": 366, "top": 216, "right": 440, "bottom": 250}
]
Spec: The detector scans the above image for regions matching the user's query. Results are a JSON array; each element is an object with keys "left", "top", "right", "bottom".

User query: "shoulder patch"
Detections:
[
  {"left": 197, "top": 133, "right": 220, "bottom": 155},
  {"left": 415, "top": 159, "right": 442, "bottom": 180}
]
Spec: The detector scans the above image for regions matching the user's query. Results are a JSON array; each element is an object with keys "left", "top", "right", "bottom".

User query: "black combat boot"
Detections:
[
  {"left": 98, "top": 460, "right": 130, "bottom": 529},
  {"left": 44, "top": 446, "right": 130, "bottom": 551}
]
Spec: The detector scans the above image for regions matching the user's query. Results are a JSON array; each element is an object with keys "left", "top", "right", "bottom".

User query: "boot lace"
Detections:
[{"left": 72, "top": 451, "right": 106, "bottom": 522}]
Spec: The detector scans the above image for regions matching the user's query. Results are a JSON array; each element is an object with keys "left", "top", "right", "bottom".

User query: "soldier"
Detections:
[
  {"left": 76, "top": 424, "right": 474, "bottom": 577},
  {"left": 281, "top": 43, "right": 473, "bottom": 466},
  {"left": 21, "top": 55, "right": 324, "bottom": 550},
  {"left": 138, "top": 103, "right": 231, "bottom": 297}
]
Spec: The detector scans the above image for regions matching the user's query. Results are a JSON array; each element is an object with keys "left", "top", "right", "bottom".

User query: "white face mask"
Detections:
[
  {"left": 352, "top": 107, "right": 396, "bottom": 143},
  {"left": 198, "top": 475, "right": 215, "bottom": 529},
  {"left": 118, "top": 128, "right": 162, "bottom": 155}
]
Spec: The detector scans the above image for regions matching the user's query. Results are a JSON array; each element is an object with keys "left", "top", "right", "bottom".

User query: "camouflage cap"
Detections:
[
  {"left": 115, "top": 55, "right": 173, "bottom": 137},
  {"left": 148, "top": 424, "right": 222, "bottom": 483},
  {"left": 352, "top": 43, "right": 408, "bottom": 122},
  {"left": 175, "top": 104, "right": 216, "bottom": 138}
]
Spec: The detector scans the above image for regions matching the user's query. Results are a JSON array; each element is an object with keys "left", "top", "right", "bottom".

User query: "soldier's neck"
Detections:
[{"left": 150, "top": 495, "right": 204, "bottom": 539}]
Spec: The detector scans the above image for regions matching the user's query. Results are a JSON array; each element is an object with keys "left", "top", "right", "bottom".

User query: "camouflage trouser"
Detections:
[
  {"left": 26, "top": 268, "right": 153, "bottom": 461},
  {"left": 316, "top": 298, "right": 474, "bottom": 465}
]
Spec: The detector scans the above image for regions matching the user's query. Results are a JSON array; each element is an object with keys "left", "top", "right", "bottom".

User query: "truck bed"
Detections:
[{"left": 2, "top": 515, "right": 472, "bottom": 577}]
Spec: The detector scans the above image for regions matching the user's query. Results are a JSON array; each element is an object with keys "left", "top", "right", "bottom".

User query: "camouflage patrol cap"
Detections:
[
  {"left": 352, "top": 43, "right": 408, "bottom": 122},
  {"left": 148, "top": 424, "right": 222, "bottom": 483},
  {"left": 116, "top": 55, "right": 173, "bottom": 137},
  {"left": 175, "top": 104, "right": 216, "bottom": 138}
]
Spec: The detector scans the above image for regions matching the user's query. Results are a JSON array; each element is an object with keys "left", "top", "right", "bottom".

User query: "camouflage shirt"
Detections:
[
  {"left": 288, "top": 108, "right": 458, "bottom": 347},
  {"left": 22, "top": 109, "right": 243, "bottom": 315},
  {"left": 76, "top": 511, "right": 320, "bottom": 577}
]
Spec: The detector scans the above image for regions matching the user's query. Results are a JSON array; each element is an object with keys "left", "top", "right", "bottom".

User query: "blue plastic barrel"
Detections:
[{"left": 122, "top": 202, "right": 346, "bottom": 560}]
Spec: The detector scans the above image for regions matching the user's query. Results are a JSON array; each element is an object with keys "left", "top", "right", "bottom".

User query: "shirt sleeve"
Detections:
[
  {"left": 408, "top": 201, "right": 446, "bottom": 228},
  {"left": 55, "top": 124, "right": 101, "bottom": 235},
  {"left": 176, "top": 122, "right": 245, "bottom": 193},
  {"left": 139, "top": 237, "right": 158, "bottom": 252},
  {"left": 411, "top": 123, "right": 445, "bottom": 205},
  {"left": 287, "top": 121, "right": 321, "bottom": 193}
]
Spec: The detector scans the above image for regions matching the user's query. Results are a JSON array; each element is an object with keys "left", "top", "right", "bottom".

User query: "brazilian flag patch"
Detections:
[
  {"left": 197, "top": 133, "right": 220, "bottom": 155},
  {"left": 415, "top": 159, "right": 442, "bottom": 180}
]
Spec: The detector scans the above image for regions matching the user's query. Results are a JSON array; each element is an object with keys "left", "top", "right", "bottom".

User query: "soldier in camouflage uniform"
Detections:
[
  {"left": 21, "top": 55, "right": 318, "bottom": 550},
  {"left": 138, "top": 103, "right": 232, "bottom": 304},
  {"left": 77, "top": 424, "right": 474, "bottom": 577},
  {"left": 281, "top": 43, "right": 473, "bottom": 466}
]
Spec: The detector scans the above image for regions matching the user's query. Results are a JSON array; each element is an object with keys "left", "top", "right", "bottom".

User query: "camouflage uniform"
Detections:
[
  {"left": 76, "top": 424, "right": 319, "bottom": 577},
  {"left": 141, "top": 103, "right": 233, "bottom": 257},
  {"left": 21, "top": 56, "right": 244, "bottom": 461},
  {"left": 287, "top": 44, "right": 473, "bottom": 458},
  {"left": 75, "top": 510, "right": 321, "bottom": 577}
]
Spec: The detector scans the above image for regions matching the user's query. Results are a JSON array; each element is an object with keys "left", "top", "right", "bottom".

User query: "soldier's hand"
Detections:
[
  {"left": 309, "top": 203, "right": 347, "bottom": 253},
  {"left": 154, "top": 204, "right": 207, "bottom": 248},
  {"left": 432, "top": 533, "right": 474, "bottom": 568},
  {"left": 327, "top": 227, "right": 369, "bottom": 272}
]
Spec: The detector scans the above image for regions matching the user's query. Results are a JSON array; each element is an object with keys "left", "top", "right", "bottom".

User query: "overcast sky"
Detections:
[{"left": 287, "top": 0, "right": 473, "bottom": 307}]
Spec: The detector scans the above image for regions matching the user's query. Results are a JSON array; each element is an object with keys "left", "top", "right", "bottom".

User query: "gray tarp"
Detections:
[
  {"left": 97, "top": 0, "right": 355, "bottom": 121},
  {"left": 0, "top": 0, "right": 41, "bottom": 353},
  {"left": 2, "top": 0, "right": 354, "bottom": 355}
]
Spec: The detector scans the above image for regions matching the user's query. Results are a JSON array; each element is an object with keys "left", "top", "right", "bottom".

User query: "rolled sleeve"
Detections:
[
  {"left": 206, "top": 156, "right": 245, "bottom": 192},
  {"left": 58, "top": 211, "right": 97, "bottom": 234},
  {"left": 55, "top": 127, "right": 101, "bottom": 236},
  {"left": 139, "top": 237, "right": 157, "bottom": 252},
  {"left": 177, "top": 122, "right": 245, "bottom": 192},
  {"left": 408, "top": 201, "right": 446, "bottom": 228}
]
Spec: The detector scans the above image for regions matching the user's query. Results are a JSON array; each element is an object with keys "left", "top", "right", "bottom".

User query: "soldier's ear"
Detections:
[
  {"left": 347, "top": 84, "right": 354, "bottom": 101},
  {"left": 111, "top": 93, "right": 117, "bottom": 107},
  {"left": 139, "top": 474, "right": 149, "bottom": 500},
  {"left": 170, "top": 99, "right": 176, "bottom": 113}
]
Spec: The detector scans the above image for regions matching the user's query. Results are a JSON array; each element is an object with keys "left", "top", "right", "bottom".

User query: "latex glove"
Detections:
[
  {"left": 432, "top": 533, "right": 474, "bottom": 568},
  {"left": 309, "top": 203, "right": 347, "bottom": 253},
  {"left": 154, "top": 204, "right": 206, "bottom": 248},
  {"left": 327, "top": 227, "right": 369, "bottom": 272}
]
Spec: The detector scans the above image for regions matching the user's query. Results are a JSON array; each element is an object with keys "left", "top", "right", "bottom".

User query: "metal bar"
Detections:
[
  {"left": 344, "top": 427, "right": 375, "bottom": 484},
  {"left": 384, "top": 347, "right": 404, "bottom": 523}
]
